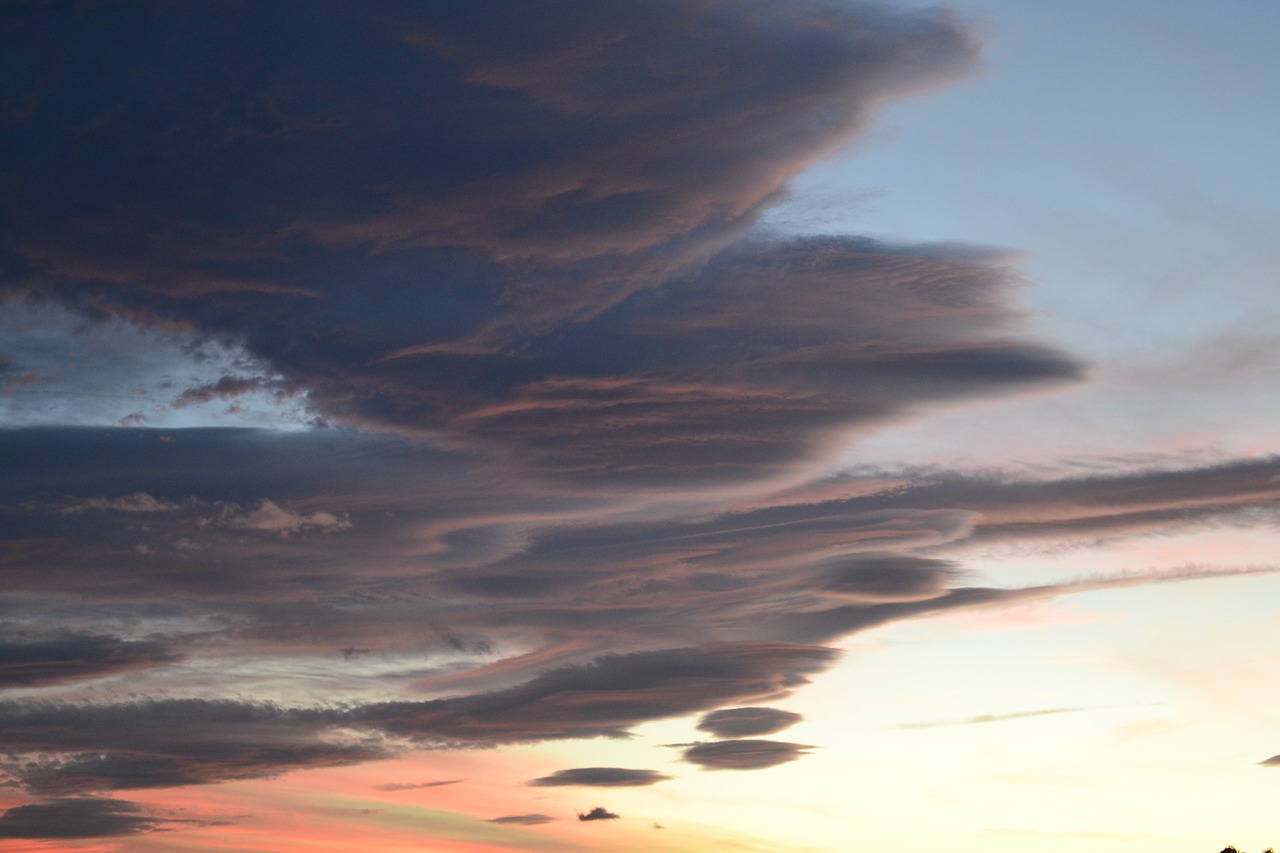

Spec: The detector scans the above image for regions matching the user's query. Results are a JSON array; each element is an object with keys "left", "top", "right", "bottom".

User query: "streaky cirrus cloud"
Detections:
[
  {"left": 697, "top": 707, "right": 803, "bottom": 739},
  {"left": 681, "top": 739, "right": 815, "bottom": 770},
  {"left": 527, "top": 768, "right": 672, "bottom": 788},
  {"left": 374, "top": 779, "right": 465, "bottom": 792},
  {"left": 897, "top": 706, "right": 1112, "bottom": 729}
]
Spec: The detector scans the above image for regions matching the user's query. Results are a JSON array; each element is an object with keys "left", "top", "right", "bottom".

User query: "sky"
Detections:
[{"left": 1, "top": 2, "right": 1278, "bottom": 851}]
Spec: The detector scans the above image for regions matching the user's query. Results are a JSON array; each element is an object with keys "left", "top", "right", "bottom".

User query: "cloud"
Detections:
[
  {"left": 0, "top": 3, "right": 1277, "bottom": 833},
  {"left": 577, "top": 807, "right": 620, "bottom": 822},
  {"left": 897, "top": 706, "right": 1109, "bottom": 729},
  {"left": 0, "top": 632, "right": 183, "bottom": 689},
  {"left": 62, "top": 492, "right": 181, "bottom": 513},
  {"left": 172, "top": 375, "right": 296, "bottom": 409},
  {"left": 696, "top": 707, "right": 802, "bottom": 739},
  {"left": 0, "top": 699, "right": 393, "bottom": 794},
  {"left": 0, "top": 1, "right": 1072, "bottom": 492},
  {"left": 820, "top": 556, "right": 954, "bottom": 603},
  {"left": 221, "top": 499, "right": 352, "bottom": 536},
  {"left": 374, "top": 779, "right": 464, "bottom": 791},
  {"left": 0, "top": 798, "right": 161, "bottom": 839},
  {"left": 489, "top": 814, "right": 555, "bottom": 825},
  {"left": 527, "top": 767, "right": 671, "bottom": 787},
  {"left": 680, "top": 739, "right": 814, "bottom": 770},
  {"left": 1259, "top": 755, "right": 1280, "bottom": 767},
  {"left": 356, "top": 643, "right": 839, "bottom": 744}
]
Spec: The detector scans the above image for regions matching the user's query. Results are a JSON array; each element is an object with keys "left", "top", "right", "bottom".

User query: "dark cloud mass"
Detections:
[
  {"left": 681, "top": 739, "right": 814, "bottom": 770},
  {"left": 0, "top": 0, "right": 1078, "bottom": 489},
  {"left": 0, "top": 632, "right": 183, "bottom": 689},
  {"left": 577, "top": 807, "right": 621, "bottom": 822},
  {"left": 0, "top": 699, "right": 393, "bottom": 794},
  {"left": 0, "top": 797, "right": 160, "bottom": 839},
  {"left": 697, "top": 707, "right": 803, "bottom": 739},
  {"left": 527, "top": 768, "right": 672, "bottom": 788},
  {"left": 356, "top": 643, "right": 840, "bottom": 743},
  {"left": 0, "top": 1, "right": 1275, "bottom": 843}
]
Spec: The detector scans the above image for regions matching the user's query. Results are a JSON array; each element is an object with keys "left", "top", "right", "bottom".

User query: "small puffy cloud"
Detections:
[
  {"left": 0, "top": 798, "right": 160, "bottom": 839},
  {"left": 696, "top": 707, "right": 802, "bottom": 739},
  {"left": 488, "top": 814, "right": 554, "bottom": 825},
  {"left": 63, "top": 492, "right": 180, "bottom": 513},
  {"left": 577, "top": 807, "right": 620, "bottom": 822},
  {"left": 222, "top": 500, "right": 352, "bottom": 536},
  {"left": 527, "top": 767, "right": 671, "bottom": 787},
  {"left": 681, "top": 739, "right": 813, "bottom": 770}
]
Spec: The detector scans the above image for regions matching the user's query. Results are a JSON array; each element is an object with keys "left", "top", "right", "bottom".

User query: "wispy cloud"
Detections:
[{"left": 897, "top": 706, "right": 1112, "bottom": 729}]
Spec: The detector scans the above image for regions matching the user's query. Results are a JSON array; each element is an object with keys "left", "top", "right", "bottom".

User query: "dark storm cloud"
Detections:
[
  {"left": 1, "top": 0, "right": 979, "bottom": 267},
  {"left": 0, "top": 0, "right": 1071, "bottom": 490},
  {"left": 0, "top": 632, "right": 182, "bottom": 689},
  {"left": 681, "top": 739, "right": 813, "bottom": 770},
  {"left": 697, "top": 707, "right": 803, "bottom": 739},
  {"left": 489, "top": 814, "right": 555, "bottom": 825},
  {"left": 0, "top": 797, "right": 161, "bottom": 840},
  {"left": 527, "top": 767, "right": 671, "bottom": 788},
  {"left": 577, "top": 807, "right": 620, "bottom": 821}
]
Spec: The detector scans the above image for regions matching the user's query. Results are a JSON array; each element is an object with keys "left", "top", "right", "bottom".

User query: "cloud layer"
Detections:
[{"left": 0, "top": 1, "right": 1277, "bottom": 845}]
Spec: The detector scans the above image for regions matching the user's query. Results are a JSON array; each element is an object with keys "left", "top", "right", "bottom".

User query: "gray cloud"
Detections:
[
  {"left": 0, "top": 699, "right": 393, "bottom": 794},
  {"left": 696, "top": 707, "right": 802, "bottom": 739},
  {"left": 356, "top": 642, "right": 839, "bottom": 744},
  {"left": 821, "top": 556, "right": 954, "bottom": 603},
  {"left": 681, "top": 739, "right": 814, "bottom": 770},
  {"left": 0, "top": 798, "right": 161, "bottom": 839},
  {"left": 489, "top": 814, "right": 555, "bottom": 825},
  {"left": 0, "top": 632, "right": 183, "bottom": 689},
  {"left": 527, "top": 767, "right": 671, "bottom": 787},
  {"left": 577, "top": 807, "right": 620, "bottom": 821},
  {"left": 374, "top": 778, "right": 464, "bottom": 791},
  {"left": 1259, "top": 755, "right": 1280, "bottom": 767},
  {"left": 0, "top": 0, "right": 1077, "bottom": 492},
  {"left": 0, "top": 2, "right": 1276, "bottom": 832}
]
